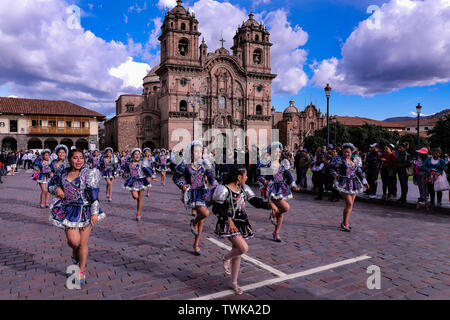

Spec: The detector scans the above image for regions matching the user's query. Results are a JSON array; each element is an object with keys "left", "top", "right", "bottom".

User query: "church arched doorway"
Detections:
[
  {"left": 1, "top": 137, "right": 17, "bottom": 152},
  {"left": 44, "top": 138, "right": 58, "bottom": 151},
  {"left": 76, "top": 139, "right": 89, "bottom": 151},
  {"left": 27, "top": 138, "right": 42, "bottom": 150}
]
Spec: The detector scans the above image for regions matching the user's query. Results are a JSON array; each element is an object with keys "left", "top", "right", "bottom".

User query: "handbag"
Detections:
[
  {"left": 405, "top": 165, "right": 414, "bottom": 176},
  {"left": 434, "top": 172, "right": 450, "bottom": 192},
  {"left": 32, "top": 171, "right": 39, "bottom": 181}
]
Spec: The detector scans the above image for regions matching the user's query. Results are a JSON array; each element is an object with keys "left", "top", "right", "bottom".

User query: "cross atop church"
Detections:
[
  {"left": 220, "top": 37, "right": 226, "bottom": 48},
  {"left": 176, "top": 0, "right": 183, "bottom": 6}
]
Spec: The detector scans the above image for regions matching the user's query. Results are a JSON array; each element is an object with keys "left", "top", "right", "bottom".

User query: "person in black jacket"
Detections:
[
  {"left": 365, "top": 143, "right": 380, "bottom": 198},
  {"left": 394, "top": 143, "right": 412, "bottom": 204},
  {"left": 0, "top": 151, "right": 6, "bottom": 183}
]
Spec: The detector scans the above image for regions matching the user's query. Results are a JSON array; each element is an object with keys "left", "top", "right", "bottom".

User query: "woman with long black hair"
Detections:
[
  {"left": 99, "top": 147, "right": 118, "bottom": 202},
  {"left": 329, "top": 143, "right": 369, "bottom": 232},
  {"left": 33, "top": 149, "right": 53, "bottom": 208},
  {"left": 48, "top": 148, "right": 106, "bottom": 285},
  {"left": 257, "top": 142, "right": 299, "bottom": 242},
  {"left": 173, "top": 141, "right": 217, "bottom": 256},
  {"left": 211, "top": 165, "right": 269, "bottom": 295}
]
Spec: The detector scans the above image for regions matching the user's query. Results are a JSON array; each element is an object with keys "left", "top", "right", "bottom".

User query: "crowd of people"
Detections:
[
  {"left": 288, "top": 142, "right": 449, "bottom": 208},
  {"left": 0, "top": 140, "right": 448, "bottom": 294}
]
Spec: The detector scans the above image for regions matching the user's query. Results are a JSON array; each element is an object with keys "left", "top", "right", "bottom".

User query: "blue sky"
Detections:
[{"left": 0, "top": 0, "right": 448, "bottom": 120}]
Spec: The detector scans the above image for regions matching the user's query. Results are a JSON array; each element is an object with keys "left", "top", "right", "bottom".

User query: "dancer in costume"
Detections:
[
  {"left": 99, "top": 147, "right": 118, "bottom": 202},
  {"left": 156, "top": 149, "right": 171, "bottom": 186},
  {"left": 212, "top": 165, "right": 270, "bottom": 295},
  {"left": 51, "top": 145, "right": 69, "bottom": 177},
  {"left": 257, "top": 142, "right": 299, "bottom": 242},
  {"left": 88, "top": 150, "right": 101, "bottom": 170},
  {"left": 122, "top": 148, "right": 156, "bottom": 221},
  {"left": 33, "top": 149, "right": 53, "bottom": 208},
  {"left": 173, "top": 141, "right": 217, "bottom": 256},
  {"left": 142, "top": 148, "right": 156, "bottom": 197},
  {"left": 329, "top": 143, "right": 369, "bottom": 232},
  {"left": 48, "top": 148, "right": 105, "bottom": 286}
]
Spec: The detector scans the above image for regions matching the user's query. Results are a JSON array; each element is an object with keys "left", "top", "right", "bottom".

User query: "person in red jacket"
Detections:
[{"left": 380, "top": 144, "right": 397, "bottom": 200}]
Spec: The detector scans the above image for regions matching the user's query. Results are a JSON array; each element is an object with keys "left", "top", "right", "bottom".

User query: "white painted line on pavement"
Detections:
[
  {"left": 191, "top": 254, "right": 371, "bottom": 300},
  {"left": 207, "top": 237, "right": 287, "bottom": 277}
]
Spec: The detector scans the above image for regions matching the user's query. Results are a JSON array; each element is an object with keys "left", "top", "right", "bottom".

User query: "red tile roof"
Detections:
[{"left": 0, "top": 97, "right": 105, "bottom": 119}]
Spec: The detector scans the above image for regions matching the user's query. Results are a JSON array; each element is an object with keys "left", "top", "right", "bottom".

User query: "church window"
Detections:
[
  {"left": 253, "top": 49, "right": 262, "bottom": 64},
  {"left": 257, "top": 85, "right": 263, "bottom": 92},
  {"left": 310, "top": 123, "right": 315, "bottom": 131},
  {"left": 255, "top": 34, "right": 259, "bottom": 41},
  {"left": 256, "top": 105, "right": 262, "bottom": 115},
  {"left": 178, "top": 39, "right": 189, "bottom": 56},
  {"left": 180, "top": 78, "right": 187, "bottom": 86},
  {"left": 180, "top": 100, "right": 188, "bottom": 112},
  {"left": 181, "top": 23, "right": 186, "bottom": 30},
  {"left": 145, "top": 117, "right": 151, "bottom": 129},
  {"left": 126, "top": 104, "right": 134, "bottom": 112},
  {"left": 219, "top": 96, "right": 226, "bottom": 109}
]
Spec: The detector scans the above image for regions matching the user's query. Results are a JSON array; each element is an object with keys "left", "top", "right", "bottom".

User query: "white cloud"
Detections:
[
  {"left": 265, "top": 9, "right": 309, "bottom": 94},
  {"left": 109, "top": 57, "right": 151, "bottom": 89},
  {"left": 252, "top": 0, "right": 271, "bottom": 7},
  {"left": 311, "top": 0, "right": 450, "bottom": 96},
  {"left": 128, "top": 1, "right": 147, "bottom": 13},
  {"left": 157, "top": 0, "right": 177, "bottom": 9},
  {"left": 0, "top": 0, "right": 151, "bottom": 116},
  {"left": 189, "top": 1, "right": 309, "bottom": 94}
]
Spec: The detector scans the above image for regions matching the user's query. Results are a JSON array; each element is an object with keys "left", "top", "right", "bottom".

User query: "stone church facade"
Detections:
[
  {"left": 274, "top": 100, "right": 327, "bottom": 151},
  {"left": 104, "top": 0, "right": 276, "bottom": 152}
]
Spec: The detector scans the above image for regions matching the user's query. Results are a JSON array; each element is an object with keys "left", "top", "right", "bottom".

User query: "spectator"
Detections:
[
  {"left": 394, "top": 143, "right": 412, "bottom": 204},
  {"left": 6, "top": 151, "right": 17, "bottom": 176},
  {"left": 0, "top": 151, "right": 5, "bottom": 183},
  {"left": 311, "top": 152, "right": 326, "bottom": 200},
  {"left": 325, "top": 147, "right": 340, "bottom": 202},
  {"left": 364, "top": 143, "right": 380, "bottom": 198},
  {"left": 295, "top": 148, "right": 311, "bottom": 190},
  {"left": 380, "top": 144, "right": 397, "bottom": 200},
  {"left": 414, "top": 147, "right": 429, "bottom": 207},
  {"left": 422, "top": 147, "right": 447, "bottom": 207}
]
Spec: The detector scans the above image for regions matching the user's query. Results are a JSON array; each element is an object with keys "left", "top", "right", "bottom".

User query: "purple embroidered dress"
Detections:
[
  {"left": 257, "top": 159, "right": 297, "bottom": 201},
  {"left": 123, "top": 160, "right": 155, "bottom": 191},
  {"left": 173, "top": 160, "right": 217, "bottom": 208},
  {"left": 33, "top": 158, "right": 53, "bottom": 184},
  {"left": 48, "top": 168, "right": 106, "bottom": 229},
  {"left": 329, "top": 156, "right": 367, "bottom": 194}
]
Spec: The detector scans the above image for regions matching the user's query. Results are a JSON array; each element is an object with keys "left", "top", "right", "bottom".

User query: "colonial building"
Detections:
[
  {"left": 274, "top": 100, "right": 327, "bottom": 151},
  {"left": 104, "top": 0, "right": 276, "bottom": 151},
  {"left": 0, "top": 97, "right": 105, "bottom": 152}
]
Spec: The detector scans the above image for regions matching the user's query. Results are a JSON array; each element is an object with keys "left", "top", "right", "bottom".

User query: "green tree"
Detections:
[
  {"left": 428, "top": 115, "right": 450, "bottom": 153},
  {"left": 398, "top": 134, "right": 429, "bottom": 155},
  {"left": 304, "top": 122, "right": 401, "bottom": 154}
]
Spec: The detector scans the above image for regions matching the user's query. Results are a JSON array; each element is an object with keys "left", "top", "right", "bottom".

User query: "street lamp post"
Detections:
[
  {"left": 271, "top": 106, "right": 275, "bottom": 128},
  {"left": 324, "top": 83, "right": 332, "bottom": 146},
  {"left": 416, "top": 103, "right": 422, "bottom": 149},
  {"left": 187, "top": 91, "right": 202, "bottom": 140},
  {"left": 333, "top": 115, "right": 337, "bottom": 146}
]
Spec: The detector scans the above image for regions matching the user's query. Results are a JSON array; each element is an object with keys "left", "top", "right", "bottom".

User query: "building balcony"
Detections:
[{"left": 28, "top": 126, "right": 91, "bottom": 136}]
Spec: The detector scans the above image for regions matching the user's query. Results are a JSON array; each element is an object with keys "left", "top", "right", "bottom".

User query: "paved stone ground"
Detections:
[{"left": 0, "top": 170, "right": 449, "bottom": 300}]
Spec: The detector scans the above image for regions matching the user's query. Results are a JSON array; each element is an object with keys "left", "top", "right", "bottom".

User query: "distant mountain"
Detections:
[{"left": 384, "top": 109, "right": 450, "bottom": 122}]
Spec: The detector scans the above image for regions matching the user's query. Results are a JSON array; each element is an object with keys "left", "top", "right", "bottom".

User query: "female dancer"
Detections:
[
  {"left": 99, "top": 148, "right": 118, "bottom": 202},
  {"left": 258, "top": 142, "right": 299, "bottom": 242},
  {"left": 88, "top": 150, "right": 101, "bottom": 170},
  {"left": 51, "top": 145, "right": 69, "bottom": 177},
  {"left": 156, "top": 149, "right": 171, "bottom": 186},
  {"left": 142, "top": 148, "right": 156, "bottom": 197},
  {"left": 329, "top": 143, "right": 369, "bottom": 232},
  {"left": 212, "top": 165, "right": 269, "bottom": 295},
  {"left": 173, "top": 141, "right": 217, "bottom": 256},
  {"left": 48, "top": 148, "right": 106, "bottom": 285},
  {"left": 122, "top": 148, "right": 155, "bottom": 221},
  {"left": 33, "top": 149, "right": 53, "bottom": 208}
]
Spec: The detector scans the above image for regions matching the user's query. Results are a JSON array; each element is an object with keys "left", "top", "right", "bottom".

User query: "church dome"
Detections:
[
  {"left": 283, "top": 99, "right": 299, "bottom": 114},
  {"left": 143, "top": 64, "right": 160, "bottom": 84},
  {"left": 242, "top": 13, "right": 260, "bottom": 28},
  {"left": 169, "top": 0, "right": 188, "bottom": 16}
]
